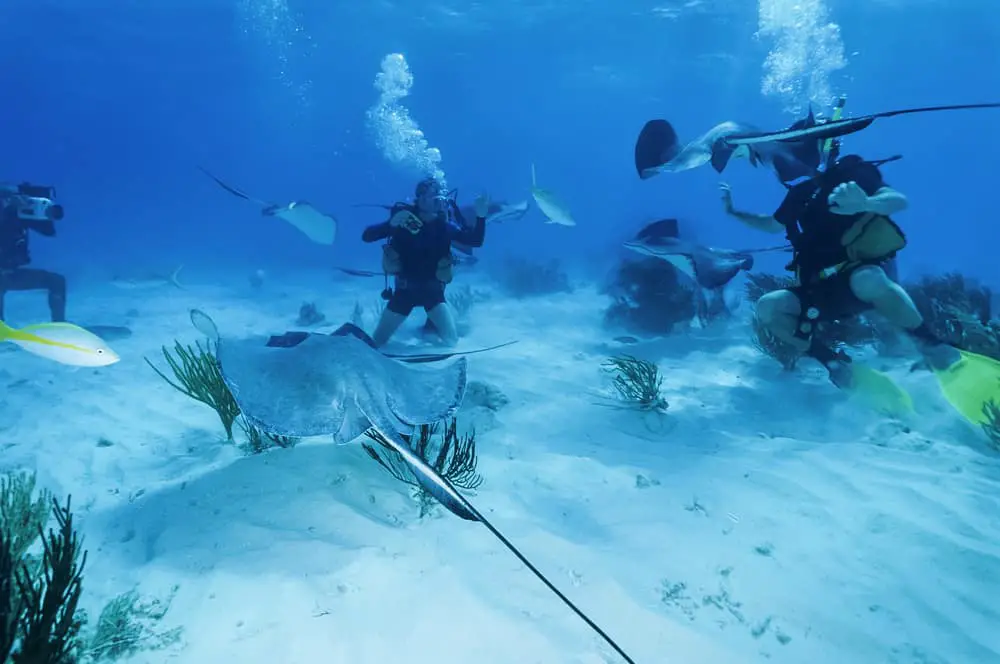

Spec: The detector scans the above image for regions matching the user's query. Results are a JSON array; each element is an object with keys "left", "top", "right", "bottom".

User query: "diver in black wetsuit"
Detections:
[
  {"left": 362, "top": 177, "right": 488, "bottom": 347},
  {"left": 0, "top": 183, "right": 67, "bottom": 322}
]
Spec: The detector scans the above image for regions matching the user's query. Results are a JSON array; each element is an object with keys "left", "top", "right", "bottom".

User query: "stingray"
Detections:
[
  {"left": 623, "top": 218, "right": 789, "bottom": 289},
  {"left": 199, "top": 167, "right": 337, "bottom": 245},
  {"left": 188, "top": 309, "right": 636, "bottom": 663},
  {"left": 634, "top": 112, "right": 822, "bottom": 184},
  {"left": 723, "top": 102, "right": 1000, "bottom": 148}
]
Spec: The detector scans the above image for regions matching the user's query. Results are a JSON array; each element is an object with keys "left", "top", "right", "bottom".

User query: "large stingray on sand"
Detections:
[
  {"left": 188, "top": 309, "right": 638, "bottom": 663},
  {"left": 192, "top": 309, "right": 474, "bottom": 520}
]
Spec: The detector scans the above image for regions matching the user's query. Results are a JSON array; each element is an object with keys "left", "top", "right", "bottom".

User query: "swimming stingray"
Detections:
[
  {"left": 198, "top": 167, "right": 337, "bottom": 245},
  {"left": 634, "top": 112, "right": 823, "bottom": 184},
  {"left": 623, "top": 218, "right": 789, "bottom": 289},
  {"left": 636, "top": 102, "right": 1000, "bottom": 183},
  {"left": 189, "top": 309, "right": 636, "bottom": 663},
  {"left": 723, "top": 102, "right": 1000, "bottom": 149}
]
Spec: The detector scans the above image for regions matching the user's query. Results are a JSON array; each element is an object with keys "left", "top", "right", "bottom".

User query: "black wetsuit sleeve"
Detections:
[
  {"left": 361, "top": 221, "right": 391, "bottom": 243},
  {"left": 24, "top": 219, "right": 55, "bottom": 236},
  {"left": 850, "top": 163, "right": 886, "bottom": 196},
  {"left": 773, "top": 187, "right": 807, "bottom": 228},
  {"left": 450, "top": 208, "right": 485, "bottom": 248},
  {"left": 363, "top": 204, "right": 411, "bottom": 243}
]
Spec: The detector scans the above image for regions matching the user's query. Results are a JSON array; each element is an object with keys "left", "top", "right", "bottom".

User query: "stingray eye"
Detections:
[{"left": 96, "top": 349, "right": 104, "bottom": 354}]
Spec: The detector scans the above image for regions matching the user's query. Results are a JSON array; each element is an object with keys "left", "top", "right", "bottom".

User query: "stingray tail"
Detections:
[
  {"left": 366, "top": 428, "right": 637, "bottom": 663},
  {"left": 198, "top": 166, "right": 272, "bottom": 208},
  {"left": 369, "top": 428, "right": 479, "bottom": 521}
]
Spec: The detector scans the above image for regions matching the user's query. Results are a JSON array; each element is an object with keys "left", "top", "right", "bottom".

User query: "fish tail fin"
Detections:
[
  {"left": 170, "top": 265, "right": 185, "bottom": 289},
  {"left": 0, "top": 321, "right": 49, "bottom": 345}
]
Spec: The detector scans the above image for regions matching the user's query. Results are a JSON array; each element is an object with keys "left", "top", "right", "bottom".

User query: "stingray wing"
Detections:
[
  {"left": 215, "top": 335, "right": 350, "bottom": 437},
  {"left": 688, "top": 250, "right": 751, "bottom": 289},
  {"left": 276, "top": 202, "right": 337, "bottom": 245},
  {"left": 634, "top": 119, "right": 682, "bottom": 178},
  {"left": 383, "top": 357, "right": 468, "bottom": 426}
]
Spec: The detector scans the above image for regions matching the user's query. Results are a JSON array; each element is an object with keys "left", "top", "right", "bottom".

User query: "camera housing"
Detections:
[
  {"left": 17, "top": 183, "right": 55, "bottom": 199},
  {"left": 11, "top": 182, "right": 63, "bottom": 221}
]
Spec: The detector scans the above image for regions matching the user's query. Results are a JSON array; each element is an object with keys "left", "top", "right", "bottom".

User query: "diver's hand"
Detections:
[
  {"left": 719, "top": 182, "right": 735, "bottom": 214},
  {"left": 390, "top": 210, "right": 414, "bottom": 228},
  {"left": 473, "top": 192, "right": 490, "bottom": 219},
  {"left": 828, "top": 181, "right": 870, "bottom": 215}
]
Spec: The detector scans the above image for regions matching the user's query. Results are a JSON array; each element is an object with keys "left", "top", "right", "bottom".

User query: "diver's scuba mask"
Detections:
[{"left": 414, "top": 177, "right": 448, "bottom": 217}]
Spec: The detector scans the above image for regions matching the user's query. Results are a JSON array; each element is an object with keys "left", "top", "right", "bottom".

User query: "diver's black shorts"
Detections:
[
  {"left": 387, "top": 280, "right": 446, "bottom": 316},
  {"left": 790, "top": 265, "right": 873, "bottom": 323}
]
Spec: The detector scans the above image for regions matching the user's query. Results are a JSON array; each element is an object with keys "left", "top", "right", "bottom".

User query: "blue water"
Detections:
[
  {"left": 5, "top": 1, "right": 998, "bottom": 284},
  {"left": 3, "top": 1, "right": 1000, "bottom": 662}
]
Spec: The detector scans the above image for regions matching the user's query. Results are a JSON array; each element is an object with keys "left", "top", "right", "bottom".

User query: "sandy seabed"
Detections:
[{"left": 1, "top": 267, "right": 997, "bottom": 664}]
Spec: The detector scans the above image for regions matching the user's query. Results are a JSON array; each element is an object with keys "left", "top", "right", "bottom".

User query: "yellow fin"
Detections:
[
  {"left": 0, "top": 320, "right": 61, "bottom": 346},
  {"left": 848, "top": 363, "right": 914, "bottom": 418},
  {"left": 932, "top": 349, "right": 1000, "bottom": 425}
]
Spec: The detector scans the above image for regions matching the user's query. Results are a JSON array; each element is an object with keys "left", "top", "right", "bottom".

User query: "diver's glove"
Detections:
[
  {"left": 473, "top": 193, "right": 490, "bottom": 219},
  {"left": 827, "top": 181, "right": 870, "bottom": 215},
  {"left": 390, "top": 209, "right": 423, "bottom": 233}
]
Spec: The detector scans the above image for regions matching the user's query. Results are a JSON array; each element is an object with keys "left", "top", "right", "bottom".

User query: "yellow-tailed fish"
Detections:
[
  {"left": 0, "top": 320, "right": 120, "bottom": 367},
  {"left": 530, "top": 163, "right": 575, "bottom": 226}
]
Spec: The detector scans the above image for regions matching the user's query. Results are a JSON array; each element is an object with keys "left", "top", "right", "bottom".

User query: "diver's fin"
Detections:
[
  {"left": 931, "top": 349, "right": 1000, "bottom": 425},
  {"left": 198, "top": 167, "right": 273, "bottom": 208},
  {"left": 846, "top": 363, "right": 914, "bottom": 418}
]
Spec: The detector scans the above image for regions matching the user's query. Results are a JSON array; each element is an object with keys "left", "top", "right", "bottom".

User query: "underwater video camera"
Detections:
[{"left": 2, "top": 183, "right": 64, "bottom": 222}]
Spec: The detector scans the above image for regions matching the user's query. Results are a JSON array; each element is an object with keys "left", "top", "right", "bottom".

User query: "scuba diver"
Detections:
[
  {"left": 361, "top": 177, "right": 489, "bottom": 347},
  {"left": 0, "top": 183, "right": 67, "bottom": 322},
  {"left": 719, "top": 104, "right": 999, "bottom": 426},
  {"left": 719, "top": 152, "right": 937, "bottom": 386}
]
